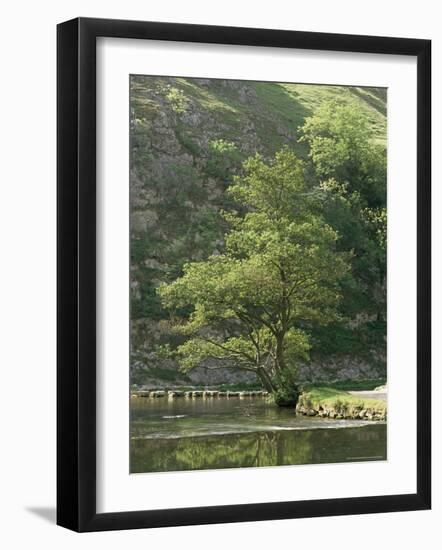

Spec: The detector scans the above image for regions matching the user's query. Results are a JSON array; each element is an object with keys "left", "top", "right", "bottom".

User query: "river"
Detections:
[{"left": 130, "top": 396, "right": 386, "bottom": 473}]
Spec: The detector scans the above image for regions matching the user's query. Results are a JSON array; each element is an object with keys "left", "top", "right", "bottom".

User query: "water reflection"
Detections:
[{"left": 130, "top": 397, "right": 386, "bottom": 473}]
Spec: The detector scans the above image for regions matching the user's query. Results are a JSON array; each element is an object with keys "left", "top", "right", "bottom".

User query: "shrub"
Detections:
[
  {"left": 272, "top": 367, "right": 301, "bottom": 407},
  {"left": 273, "top": 384, "right": 300, "bottom": 407},
  {"left": 165, "top": 86, "right": 188, "bottom": 113}
]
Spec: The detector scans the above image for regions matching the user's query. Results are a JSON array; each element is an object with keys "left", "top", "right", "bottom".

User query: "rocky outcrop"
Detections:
[
  {"left": 296, "top": 402, "right": 386, "bottom": 421},
  {"left": 130, "top": 352, "right": 386, "bottom": 387},
  {"left": 298, "top": 354, "right": 386, "bottom": 384}
]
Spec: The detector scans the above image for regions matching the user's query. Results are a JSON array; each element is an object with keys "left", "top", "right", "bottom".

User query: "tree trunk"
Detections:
[
  {"left": 257, "top": 367, "right": 276, "bottom": 393},
  {"left": 275, "top": 332, "right": 287, "bottom": 371}
]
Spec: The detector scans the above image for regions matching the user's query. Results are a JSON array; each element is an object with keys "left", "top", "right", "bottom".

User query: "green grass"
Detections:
[
  {"left": 174, "top": 79, "right": 386, "bottom": 152},
  {"left": 281, "top": 83, "right": 387, "bottom": 143},
  {"left": 305, "top": 378, "right": 386, "bottom": 391},
  {"left": 177, "top": 78, "right": 244, "bottom": 129},
  {"left": 300, "top": 386, "right": 386, "bottom": 412}
]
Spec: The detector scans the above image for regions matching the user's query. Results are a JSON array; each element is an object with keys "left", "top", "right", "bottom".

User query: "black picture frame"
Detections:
[{"left": 57, "top": 17, "right": 431, "bottom": 532}]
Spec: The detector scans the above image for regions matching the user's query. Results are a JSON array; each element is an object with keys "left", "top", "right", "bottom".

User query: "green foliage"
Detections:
[
  {"left": 272, "top": 366, "right": 301, "bottom": 407},
  {"left": 362, "top": 206, "right": 387, "bottom": 250},
  {"left": 300, "top": 100, "right": 386, "bottom": 207},
  {"left": 131, "top": 234, "right": 155, "bottom": 264},
  {"left": 299, "top": 102, "right": 387, "bottom": 341},
  {"left": 131, "top": 267, "right": 164, "bottom": 320},
  {"left": 210, "top": 138, "right": 238, "bottom": 155},
  {"left": 153, "top": 343, "right": 176, "bottom": 360},
  {"left": 164, "top": 85, "right": 189, "bottom": 113},
  {"left": 175, "top": 128, "right": 201, "bottom": 156},
  {"left": 206, "top": 139, "right": 242, "bottom": 180},
  {"left": 309, "top": 319, "right": 386, "bottom": 357}
]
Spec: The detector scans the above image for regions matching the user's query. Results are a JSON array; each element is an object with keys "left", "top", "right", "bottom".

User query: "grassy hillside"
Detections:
[{"left": 131, "top": 77, "right": 386, "bottom": 159}]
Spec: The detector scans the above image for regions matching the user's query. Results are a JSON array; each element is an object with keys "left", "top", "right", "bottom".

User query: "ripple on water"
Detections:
[{"left": 131, "top": 398, "right": 385, "bottom": 440}]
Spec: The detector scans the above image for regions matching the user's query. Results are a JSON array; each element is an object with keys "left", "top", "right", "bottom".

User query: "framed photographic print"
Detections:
[{"left": 57, "top": 17, "right": 431, "bottom": 532}]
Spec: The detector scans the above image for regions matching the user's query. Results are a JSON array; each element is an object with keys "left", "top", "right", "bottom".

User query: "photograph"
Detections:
[
  {"left": 0, "top": 1, "right": 434, "bottom": 542},
  {"left": 129, "top": 75, "right": 388, "bottom": 474}
]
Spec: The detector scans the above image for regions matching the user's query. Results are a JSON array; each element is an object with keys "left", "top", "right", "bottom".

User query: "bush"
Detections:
[
  {"left": 273, "top": 384, "right": 300, "bottom": 407},
  {"left": 272, "top": 367, "right": 301, "bottom": 407}
]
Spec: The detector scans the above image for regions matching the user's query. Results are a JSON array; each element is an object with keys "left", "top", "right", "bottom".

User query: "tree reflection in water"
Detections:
[{"left": 130, "top": 424, "right": 386, "bottom": 473}]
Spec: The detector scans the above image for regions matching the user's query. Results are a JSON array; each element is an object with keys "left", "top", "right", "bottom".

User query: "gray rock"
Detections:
[{"left": 168, "top": 390, "right": 184, "bottom": 398}]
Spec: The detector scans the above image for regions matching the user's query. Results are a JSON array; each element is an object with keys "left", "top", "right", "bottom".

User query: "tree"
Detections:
[
  {"left": 299, "top": 101, "right": 387, "bottom": 325},
  {"left": 158, "top": 149, "right": 348, "bottom": 403},
  {"left": 299, "top": 101, "right": 386, "bottom": 208}
]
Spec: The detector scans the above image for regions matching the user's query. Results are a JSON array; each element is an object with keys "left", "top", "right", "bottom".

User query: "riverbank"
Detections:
[
  {"left": 296, "top": 387, "right": 387, "bottom": 421},
  {"left": 130, "top": 380, "right": 387, "bottom": 421}
]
